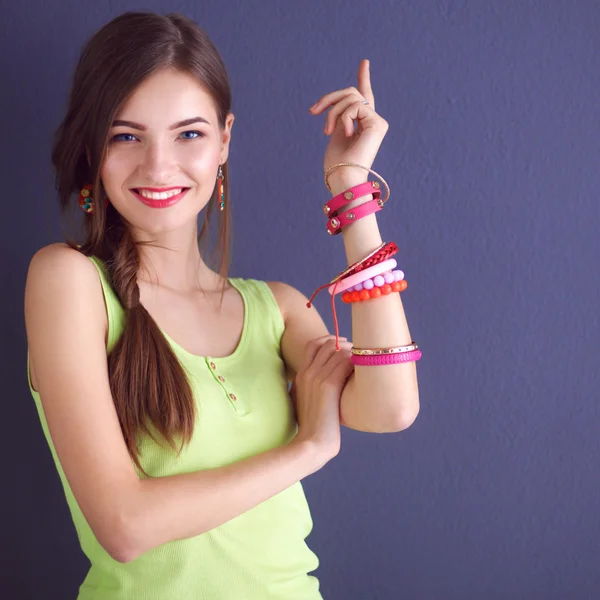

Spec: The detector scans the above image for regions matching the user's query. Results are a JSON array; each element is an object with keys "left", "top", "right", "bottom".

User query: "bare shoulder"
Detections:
[
  {"left": 265, "top": 281, "right": 312, "bottom": 324},
  {"left": 27, "top": 242, "right": 95, "bottom": 278},
  {"left": 265, "top": 280, "right": 327, "bottom": 332},
  {"left": 264, "top": 280, "right": 328, "bottom": 380},
  {"left": 25, "top": 242, "right": 107, "bottom": 326},
  {"left": 25, "top": 242, "right": 109, "bottom": 365}
]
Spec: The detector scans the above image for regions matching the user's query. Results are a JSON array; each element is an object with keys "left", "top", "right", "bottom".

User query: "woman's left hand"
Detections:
[{"left": 309, "top": 59, "right": 389, "bottom": 193}]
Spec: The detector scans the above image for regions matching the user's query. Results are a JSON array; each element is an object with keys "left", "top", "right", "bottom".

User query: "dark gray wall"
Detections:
[{"left": 2, "top": 1, "right": 599, "bottom": 598}]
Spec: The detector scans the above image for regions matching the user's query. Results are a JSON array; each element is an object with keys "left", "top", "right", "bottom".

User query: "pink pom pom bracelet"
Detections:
[
  {"left": 328, "top": 258, "right": 397, "bottom": 296},
  {"left": 350, "top": 269, "right": 404, "bottom": 292}
]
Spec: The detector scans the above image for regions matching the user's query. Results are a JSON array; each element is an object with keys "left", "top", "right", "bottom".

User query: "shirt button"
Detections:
[
  {"left": 209, "top": 362, "right": 216, "bottom": 370},
  {"left": 229, "top": 393, "right": 237, "bottom": 401},
  {"left": 218, "top": 376, "right": 225, "bottom": 382}
]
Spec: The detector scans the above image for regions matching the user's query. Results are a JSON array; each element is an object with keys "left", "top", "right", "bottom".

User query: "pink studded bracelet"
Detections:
[
  {"left": 351, "top": 350, "right": 422, "bottom": 366},
  {"left": 327, "top": 197, "right": 383, "bottom": 235},
  {"left": 328, "top": 258, "right": 397, "bottom": 296},
  {"left": 323, "top": 181, "right": 381, "bottom": 218}
]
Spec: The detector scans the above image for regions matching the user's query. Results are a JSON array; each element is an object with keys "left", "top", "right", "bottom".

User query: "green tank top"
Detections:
[{"left": 27, "top": 255, "right": 322, "bottom": 600}]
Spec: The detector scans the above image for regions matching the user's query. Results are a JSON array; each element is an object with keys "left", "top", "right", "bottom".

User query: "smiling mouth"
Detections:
[
  {"left": 132, "top": 187, "right": 190, "bottom": 200},
  {"left": 131, "top": 187, "right": 190, "bottom": 208}
]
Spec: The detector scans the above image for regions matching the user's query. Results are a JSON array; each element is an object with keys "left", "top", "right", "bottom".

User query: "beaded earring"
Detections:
[
  {"left": 78, "top": 184, "right": 95, "bottom": 214},
  {"left": 217, "top": 165, "right": 225, "bottom": 211},
  {"left": 78, "top": 184, "right": 110, "bottom": 214}
]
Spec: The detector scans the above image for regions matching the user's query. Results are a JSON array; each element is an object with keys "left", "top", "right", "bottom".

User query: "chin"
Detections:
[{"left": 132, "top": 207, "right": 203, "bottom": 237}]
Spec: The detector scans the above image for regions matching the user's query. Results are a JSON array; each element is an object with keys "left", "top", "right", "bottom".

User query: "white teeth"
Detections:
[{"left": 137, "top": 188, "right": 183, "bottom": 200}]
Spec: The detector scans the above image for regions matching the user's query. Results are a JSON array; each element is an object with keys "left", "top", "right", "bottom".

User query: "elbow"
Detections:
[
  {"left": 106, "top": 545, "right": 137, "bottom": 565},
  {"left": 97, "top": 512, "right": 143, "bottom": 564},
  {"left": 384, "top": 402, "right": 420, "bottom": 433},
  {"left": 393, "top": 406, "right": 419, "bottom": 431},
  {"left": 359, "top": 405, "right": 420, "bottom": 433},
  {"left": 394, "top": 390, "right": 420, "bottom": 431},
  {"left": 106, "top": 542, "right": 139, "bottom": 565}
]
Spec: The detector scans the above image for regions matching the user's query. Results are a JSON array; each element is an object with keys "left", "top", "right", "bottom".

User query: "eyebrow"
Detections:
[{"left": 111, "top": 117, "right": 210, "bottom": 130}]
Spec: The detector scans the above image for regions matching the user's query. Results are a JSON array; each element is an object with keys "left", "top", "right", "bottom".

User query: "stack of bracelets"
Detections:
[{"left": 306, "top": 162, "right": 422, "bottom": 367}]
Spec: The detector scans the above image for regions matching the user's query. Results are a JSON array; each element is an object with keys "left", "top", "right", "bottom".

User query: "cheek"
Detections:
[
  {"left": 177, "top": 142, "right": 220, "bottom": 174},
  {"left": 101, "top": 147, "right": 135, "bottom": 187}
]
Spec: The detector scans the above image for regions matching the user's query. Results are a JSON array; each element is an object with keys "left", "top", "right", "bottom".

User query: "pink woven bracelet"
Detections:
[
  {"left": 351, "top": 350, "right": 422, "bottom": 366},
  {"left": 328, "top": 259, "right": 397, "bottom": 296}
]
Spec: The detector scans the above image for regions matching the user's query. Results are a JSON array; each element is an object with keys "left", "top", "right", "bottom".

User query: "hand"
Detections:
[
  {"left": 290, "top": 335, "right": 354, "bottom": 467},
  {"left": 309, "top": 59, "right": 389, "bottom": 193}
]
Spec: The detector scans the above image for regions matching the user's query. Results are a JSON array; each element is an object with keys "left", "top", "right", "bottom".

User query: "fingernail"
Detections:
[{"left": 309, "top": 102, "right": 318, "bottom": 111}]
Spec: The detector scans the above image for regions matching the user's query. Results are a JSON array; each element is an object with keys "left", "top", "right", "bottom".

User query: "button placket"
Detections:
[{"left": 205, "top": 358, "right": 247, "bottom": 414}]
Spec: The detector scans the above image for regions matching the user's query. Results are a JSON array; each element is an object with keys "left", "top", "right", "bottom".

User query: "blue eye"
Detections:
[
  {"left": 111, "top": 133, "right": 137, "bottom": 143},
  {"left": 180, "top": 130, "right": 204, "bottom": 140}
]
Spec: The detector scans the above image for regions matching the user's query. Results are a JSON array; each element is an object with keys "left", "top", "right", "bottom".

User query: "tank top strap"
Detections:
[
  {"left": 228, "top": 278, "right": 285, "bottom": 354},
  {"left": 87, "top": 256, "right": 126, "bottom": 354}
]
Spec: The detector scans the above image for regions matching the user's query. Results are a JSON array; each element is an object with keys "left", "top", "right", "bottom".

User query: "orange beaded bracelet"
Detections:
[{"left": 341, "top": 279, "right": 408, "bottom": 303}]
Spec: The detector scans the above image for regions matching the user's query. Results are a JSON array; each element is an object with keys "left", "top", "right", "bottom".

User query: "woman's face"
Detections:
[{"left": 101, "top": 68, "right": 234, "bottom": 235}]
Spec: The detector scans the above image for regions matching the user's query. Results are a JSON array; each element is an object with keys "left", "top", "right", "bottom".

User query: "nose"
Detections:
[{"left": 139, "top": 140, "right": 178, "bottom": 184}]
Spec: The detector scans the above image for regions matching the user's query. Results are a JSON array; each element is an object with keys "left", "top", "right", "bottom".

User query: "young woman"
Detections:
[{"left": 24, "top": 11, "right": 420, "bottom": 600}]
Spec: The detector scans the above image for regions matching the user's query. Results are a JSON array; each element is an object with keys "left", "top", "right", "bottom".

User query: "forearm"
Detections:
[
  {"left": 121, "top": 439, "right": 321, "bottom": 561},
  {"left": 329, "top": 173, "right": 419, "bottom": 432}
]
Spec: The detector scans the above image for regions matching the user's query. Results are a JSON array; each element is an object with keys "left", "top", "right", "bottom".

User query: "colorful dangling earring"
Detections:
[
  {"left": 217, "top": 165, "right": 225, "bottom": 212},
  {"left": 78, "top": 184, "right": 110, "bottom": 214},
  {"left": 78, "top": 184, "right": 95, "bottom": 213}
]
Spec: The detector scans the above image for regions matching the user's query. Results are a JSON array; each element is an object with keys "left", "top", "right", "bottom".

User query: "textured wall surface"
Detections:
[{"left": 2, "top": 1, "right": 600, "bottom": 598}]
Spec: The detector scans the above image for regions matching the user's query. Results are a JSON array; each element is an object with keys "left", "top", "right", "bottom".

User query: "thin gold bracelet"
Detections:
[
  {"left": 351, "top": 343, "right": 419, "bottom": 356},
  {"left": 324, "top": 162, "right": 391, "bottom": 203}
]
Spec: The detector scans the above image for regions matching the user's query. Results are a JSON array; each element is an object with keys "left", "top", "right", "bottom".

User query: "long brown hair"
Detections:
[{"left": 51, "top": 12, "right": 233, "bottom": 473}]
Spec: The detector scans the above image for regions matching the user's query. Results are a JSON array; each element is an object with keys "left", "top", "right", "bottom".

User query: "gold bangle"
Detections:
[
  {"left": 324, "top": 162, "right": 391, "bottom": 203},
  {"left": 351, "top": 343, "right": 419, "bottom": 356}
]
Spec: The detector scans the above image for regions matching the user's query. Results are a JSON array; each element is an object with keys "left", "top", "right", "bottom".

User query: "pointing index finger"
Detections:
[{"left": 357, "top": 59, "right": 375, "bottom": 109}]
